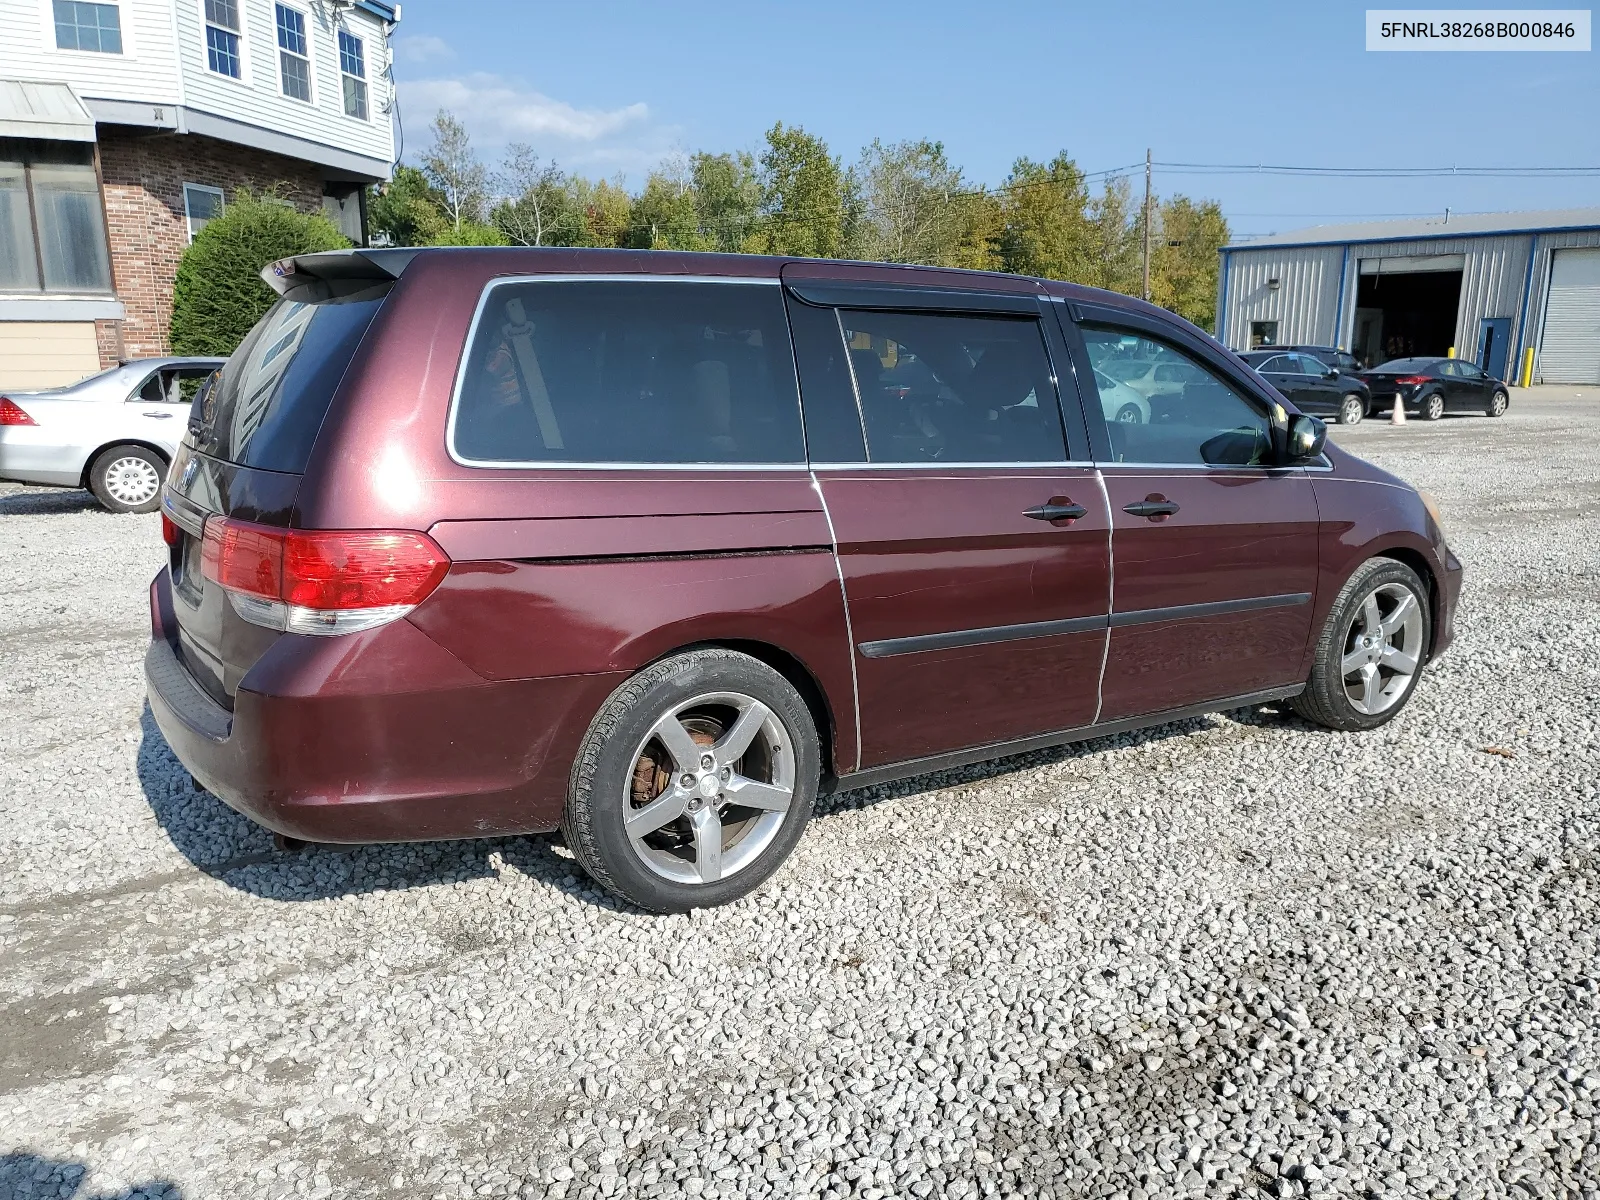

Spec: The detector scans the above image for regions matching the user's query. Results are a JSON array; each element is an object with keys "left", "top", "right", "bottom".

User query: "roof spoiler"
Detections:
[{"left": 260, "top": 248, "right": 420, "bottom": 300}]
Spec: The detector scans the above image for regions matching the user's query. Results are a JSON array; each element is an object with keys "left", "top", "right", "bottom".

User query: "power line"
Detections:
[{"left": 1153, "top": 161, "right": 1600, "bottom": 178}]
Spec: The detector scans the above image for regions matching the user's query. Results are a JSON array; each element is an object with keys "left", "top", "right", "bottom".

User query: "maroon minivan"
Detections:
[{"left": 146, "top": 248, "right": 1461, "bottom": 911}]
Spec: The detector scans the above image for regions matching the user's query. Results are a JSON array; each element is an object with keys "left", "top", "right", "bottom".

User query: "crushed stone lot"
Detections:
[{"left": 3, "top": 388, "right": 1599, "bottom": 1200}]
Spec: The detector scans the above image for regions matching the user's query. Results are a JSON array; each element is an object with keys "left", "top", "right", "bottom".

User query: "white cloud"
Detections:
[
  {"left": 401, "top": 73, "right": 650, "bottom": 145},
  {"left": 394, "top": 35, "right": 455, "bottom": 64}
]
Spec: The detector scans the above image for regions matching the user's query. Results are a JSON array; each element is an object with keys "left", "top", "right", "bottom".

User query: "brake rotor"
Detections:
[{"left": 630, "top": 715, "right": 722, "bottom": 845}]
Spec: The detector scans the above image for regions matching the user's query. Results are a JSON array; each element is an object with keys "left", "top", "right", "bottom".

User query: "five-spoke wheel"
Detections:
[
  {"left": 1292, "top": 557, "right": 1431, "bottom": 731},
  {"left": 564, "top": 649, "right": 819, "bottom": 912}
]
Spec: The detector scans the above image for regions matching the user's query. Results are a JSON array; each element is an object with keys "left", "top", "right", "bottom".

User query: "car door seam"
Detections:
[
  {"left": 1092, "top": 467, "right": 1113, "bottom": 726},
  {"left": 810, "top": 470, "right": 862, "bottom": 774}
]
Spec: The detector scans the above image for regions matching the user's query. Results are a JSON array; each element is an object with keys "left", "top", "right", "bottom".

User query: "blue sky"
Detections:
[{"left": 391, "top": 0, "right": 1598, "bottom": 239}]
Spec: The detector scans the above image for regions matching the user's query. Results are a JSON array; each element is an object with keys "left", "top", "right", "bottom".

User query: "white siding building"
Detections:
[{"left": 1, "top": 0, "right": 399, "bottom": 386}]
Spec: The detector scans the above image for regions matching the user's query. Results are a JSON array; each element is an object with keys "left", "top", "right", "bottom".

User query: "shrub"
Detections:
[
  {"left": 426, "top": 220, "right": 509, "bottom": 246},
  {"left": 170, "top": 191, "right": 350, "bottom": 356}
]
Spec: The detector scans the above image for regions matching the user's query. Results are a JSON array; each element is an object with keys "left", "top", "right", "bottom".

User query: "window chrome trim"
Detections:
[
  {"left": 444, "top": 274, "right": 799, "bottom": 471},
  {"left": 808, "top": 460, "right": 1098, "bottom": 471}
]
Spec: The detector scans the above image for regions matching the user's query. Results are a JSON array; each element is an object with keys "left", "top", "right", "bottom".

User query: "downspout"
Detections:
[
  {"left": 1513, "top": 233, "right": 1539, "bottom": 383},
  {"left": 1332, "top": 245, "right": 1350, "bottom": 350},
  {"left": 1216, "top": 248, "right": 1231, "bottom": 347}
]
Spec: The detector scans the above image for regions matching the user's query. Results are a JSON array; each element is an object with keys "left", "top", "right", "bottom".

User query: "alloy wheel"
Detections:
[
  {"left": 104, "top": 456, "right": 162, "bottom": 507},
  {"left": 1341, "top": 582, "right": 1424, "bottom": 715},
  {"left": 1490, "top": 391, "right": 1508, "bottom": 416},
  {"left": 1424, "top": 394, "right": 1445, "bottom": 421},
  {"left": 1339, "top": 395, "right": 1363, "bottom": 425},
  {"left": 623, "top": 691, "right": 795, "bottom": 885}
]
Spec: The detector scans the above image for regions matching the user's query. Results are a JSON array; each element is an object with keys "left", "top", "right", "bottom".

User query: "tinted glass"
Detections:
[
  {"left": 1437, "top": 360, "right": 1461, "bottom": 377},
  {"left": 1457, "top": 361, "right": 1483, "bottom": 378},
  {"left": 453, "top": 281, "right": 804, "bottom": 465},
  {"left": 189, "top": 291, "right": 389, "bottom": 472},
  {"left": 785, "top": 298, "right": 865, "bottom": 463},
  {"left": 1080, "top": 327, "right": 1271, "bottom": 467},
  {"left": 1298, "top": 354, "right": 1330, "bottom": 374},
  {"left": 1373, "top": 358, "right": 1436, "bottom": 373},
  {"left": 837, "top": 310, "right": 1064, "bottom": 464},
  {"left": 31, "top": 163, "right": 111, "bottom": 292},
  {"left": 1256, "top": 355, "right": 1289, "bottom": 373}
]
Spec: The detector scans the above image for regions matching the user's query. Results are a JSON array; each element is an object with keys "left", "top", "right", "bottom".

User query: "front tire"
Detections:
[
  {"left": 563, "top": 649, "right": 820, "bottom": 912},
  {"left": 89, "top": 444, "right": 166, "bottom": 513},
  {"left": 1422, "top": 392, "right": 1445, "bottom": 421},
  {"left": 1337, "top": 394, "right": 1364, "bottom": 425},
  {"left": 1487, "top": 389, "right": 1509, "bottom": 417},
  {"left": 1114, "top": 403, "right": 1144, "bottom": 425},
  {"left": 1291, "top": 557, "right": 1431, "bottom": 732}
]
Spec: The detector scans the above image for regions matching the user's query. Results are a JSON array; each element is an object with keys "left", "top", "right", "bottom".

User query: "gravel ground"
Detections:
[{"left": 2, "top": 387, "right": 1598, "bottom": 1200}]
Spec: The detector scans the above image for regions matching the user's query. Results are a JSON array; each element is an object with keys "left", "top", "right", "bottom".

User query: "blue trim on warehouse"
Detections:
[
  {"left": 1513, "top": 234, "right": 1540, "bottom": 375},
  {"left": 1333, "top": 245, "right": 1350, "bottom": 349},
  {"left": 1225, "top": 223, "right": 1600, "bottom": 253}
]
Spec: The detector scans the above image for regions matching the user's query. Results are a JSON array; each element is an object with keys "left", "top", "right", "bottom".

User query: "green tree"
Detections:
[
  {"left": 368, "top": 165, "right": 446, "bottom": 247},
  {"left": 420, "top": 110, "right": 488, "bottom": 230},
  {"left": 170, "top": 191, "right": 348, "bottom": 355},
  {"left": 995, "top": 152, "right": 1092, "bottom": 281},
  {"left": 853, "top": 138, "right": 969, "bottom": 266},
  {"left": 753, "top": 122, "right": 847, "bottom": 258},
  {"left": 1081, "top": 177, "right": 1140, "bottom": 294},
  {"left": 492, "top": 144, "right": 583, "bottom": 247},
  {"left": 628, "top": 158, "right": 707, "bottom": 250},
  {"left": 691, "top": 151, "right": 762, "bottom": 252},
  {"left": 426, "top": 221, "right": 509, "bottom": 246},
  {"left": 1151, "top": 196, "right": 1230, "bottom": 331}
]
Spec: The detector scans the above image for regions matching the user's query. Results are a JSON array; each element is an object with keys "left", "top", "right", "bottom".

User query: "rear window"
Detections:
[
  {"left": 450, "top": 279, "right": 805, "bottom": 465},
  {"left": 1372, "top": 358, "right": 1434, "bottom": 373},
  {"left": 187, "top": 290, "right": 389, "bottom": 472}
]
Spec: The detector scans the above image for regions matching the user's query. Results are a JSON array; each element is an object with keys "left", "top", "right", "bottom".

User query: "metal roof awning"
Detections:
[{"left": 0, "top": 79, "right": 96, "bottom": 142}]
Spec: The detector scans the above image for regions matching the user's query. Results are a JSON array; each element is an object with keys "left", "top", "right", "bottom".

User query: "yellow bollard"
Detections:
[
  {"left": 1447, "top": 346, "right": 1456, "bottom": 358},
  {"left": 1519, "top": 346, "right": 1535, "bottom": 388}
]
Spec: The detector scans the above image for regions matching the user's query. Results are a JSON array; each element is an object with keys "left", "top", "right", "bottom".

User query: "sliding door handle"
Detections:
[
  {"left": 1123, "top": 497, "right": 1180, "bottom": 520},
  {"left": 1023, "top": 501, "right": 1088, "bottom": 523}
]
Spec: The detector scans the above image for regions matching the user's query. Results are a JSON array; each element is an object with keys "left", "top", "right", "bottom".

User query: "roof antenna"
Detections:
[{"left": 1444, "top": 207, "right": 1450, "bottom": 223}]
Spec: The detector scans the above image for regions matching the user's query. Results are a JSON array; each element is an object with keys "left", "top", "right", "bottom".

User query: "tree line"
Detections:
[{"left": 371, "top": 112, "right": 1229, "bottom": 332}]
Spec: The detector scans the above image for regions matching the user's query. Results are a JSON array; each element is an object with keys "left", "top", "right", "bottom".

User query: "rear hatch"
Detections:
[{"left": 162, "top": 257, "right": 399, "bottom": 706}]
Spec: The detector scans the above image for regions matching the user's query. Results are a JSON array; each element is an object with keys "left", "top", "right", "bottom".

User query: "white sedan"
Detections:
[
  {"left": 0, "top": 357, "right": 224, "bottom": 512},
  {"left": 1094, "top": 368, "right": 1151, "bottom": 424}
]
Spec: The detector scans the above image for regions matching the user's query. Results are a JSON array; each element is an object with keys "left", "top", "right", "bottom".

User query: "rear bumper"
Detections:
[
  {"left": 144, "top": 567, "right": 624, "bottom": 843},
  {"left": 0, "top": 428, "right": 84, "bottom": 486}
]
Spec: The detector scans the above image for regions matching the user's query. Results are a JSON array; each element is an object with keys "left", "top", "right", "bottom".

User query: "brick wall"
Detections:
[
  {"left": 93, "top": 318, "right": 125, "bottom": 369},
  {"left": 97, "top": 130, "right": 325, "bottom": 359}
]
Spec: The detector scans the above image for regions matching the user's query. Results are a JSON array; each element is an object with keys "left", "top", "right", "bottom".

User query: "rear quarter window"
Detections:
[
  {"left": 187, "top": 289, "right": 389, "bottom": 473},
  {"left": 450, "top": 279, "right": 805, "bottom": 465}
]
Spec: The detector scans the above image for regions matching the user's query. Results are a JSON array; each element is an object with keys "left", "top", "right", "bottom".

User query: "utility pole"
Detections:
[{"left": 1141, "top": 148, "right": 1152, "bottom": 302}]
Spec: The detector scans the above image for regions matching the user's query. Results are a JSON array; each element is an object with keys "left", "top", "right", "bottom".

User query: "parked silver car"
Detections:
[{"left": 0, "top": 357, "right": 224, "bottom": 512}]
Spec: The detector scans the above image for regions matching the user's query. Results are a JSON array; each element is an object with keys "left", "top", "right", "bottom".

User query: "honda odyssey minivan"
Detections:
[{"left": 146, "top": 247, "right": 1462, "bottom": 912}]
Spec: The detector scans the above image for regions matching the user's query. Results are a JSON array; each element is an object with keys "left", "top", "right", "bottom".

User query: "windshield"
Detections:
[{"left": 186, "top": 289, "right": 390, "bottom": 472}]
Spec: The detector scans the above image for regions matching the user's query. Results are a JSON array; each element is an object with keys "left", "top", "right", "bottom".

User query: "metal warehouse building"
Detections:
[{"left": 1215, "top": 208, "right": 1600, "bottom": 384}]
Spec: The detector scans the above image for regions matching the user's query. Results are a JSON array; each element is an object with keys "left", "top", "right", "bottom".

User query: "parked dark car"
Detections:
[
  {"left": 1240, "top": 350, "right": 1374, "bottom": 425},
  {"left": 1273, "top": 344, "right": 1364, "bottom": 374},
  {"left": 146, "top": 247, "right": 1462, "bottom": 912},
  {"left": 1360, "top": 357, "right": 1511, "bottom": 421}
]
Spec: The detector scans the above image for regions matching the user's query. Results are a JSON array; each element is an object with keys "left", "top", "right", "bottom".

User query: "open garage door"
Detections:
[
  {"left": 1354, "top": 255, "right": 1464, "bottom": 365},
  {"left": 1539, "top": 248, "right": 1600, "bottom": 384}
]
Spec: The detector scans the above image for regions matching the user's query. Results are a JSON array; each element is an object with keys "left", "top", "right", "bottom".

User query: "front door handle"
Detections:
[
  {"left": 1023, "top": 500, "right": 1088, "bottom": 523},
  {"left": 142, "top": 410, "right": 174, "bottom": 419},
  {"left": 1123, "top": 496, "right": 1180, "bottom": 520}
]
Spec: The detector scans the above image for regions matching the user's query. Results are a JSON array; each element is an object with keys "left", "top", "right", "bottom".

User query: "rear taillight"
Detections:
[
  {"left": 0, "top": 397, "right": 37, "bottom": 426},
  {"left": 200, "top": 516, "right": 450, "bottom": 636},
  {"left": 1394, "top": 375, "right": 1431, "bottom": 386},
  {"left": 161, "top": 513, "right": 183, "bottom": 546}
]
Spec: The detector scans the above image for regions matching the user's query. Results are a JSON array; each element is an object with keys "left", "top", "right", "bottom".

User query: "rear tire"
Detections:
[
  {"left": 1487, "top": 389, "right": 1508, "bottom": 417},
  {"left": 563, "top": 649, "right": 820, "bottom": 912},
  {"left": 1291, "top": 557, "right": 1431, "bottom": 732},
  {"left": 1337, "top": 394, "right": 1364, "bottom": 425},
  {"left": 1422, "top": 392, "right": 1445, "bottom": 421},
  {"left": 88, "top": 444, "right": 166, "bottom": 513}
]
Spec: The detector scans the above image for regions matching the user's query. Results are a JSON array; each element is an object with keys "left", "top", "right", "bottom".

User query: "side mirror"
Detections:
[
  {"left": 1286, "top": 413, "right": 1327, "bottom": 462},
  {"left": 1325, "top": 368, "right": 1339, "bottom": 380}
]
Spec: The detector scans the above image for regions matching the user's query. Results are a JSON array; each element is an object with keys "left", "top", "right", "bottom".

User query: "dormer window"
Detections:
[
  {"left": 275, "top": 4, "right": 311, "bottom": 102},
  {"left": 338, "top": 30, "right": 368, "bottom": 119},
  {"left": 204, "top": 0, "right": 242, "bottom": 78}
]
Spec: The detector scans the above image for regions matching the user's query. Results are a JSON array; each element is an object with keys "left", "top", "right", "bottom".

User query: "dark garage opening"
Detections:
[{"left": 1354, "top": 269, "right": 1463, "bottom": 365}]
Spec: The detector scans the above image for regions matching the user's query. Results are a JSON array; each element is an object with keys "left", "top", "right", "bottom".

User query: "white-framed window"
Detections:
[
  {"left": 183, "top": 183, "right": 224, "bottom": 242},
  {"left": 53, "top": 0, "right": 123, "bottom": 53},
  {"left": 338, "top": 29, "right": 368, "bottom": 119},
  {"left": 203, "top": 0, "right": 243, "bottom": 78},
  {"left": 274, "top": 3, "right": 312, "bottom": 102}
]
